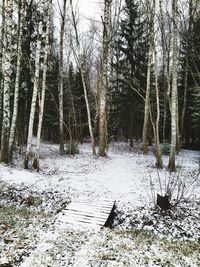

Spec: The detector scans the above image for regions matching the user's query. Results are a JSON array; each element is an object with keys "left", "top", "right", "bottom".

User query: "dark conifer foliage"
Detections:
[
  {"left": 0, "top": 0, "right": 200, "bottom": 166},
  {"left": 180, "top": 11, "right": 200, "bottom": 149},
  {"left": 109, "top": 0, "right": 148, "bottom": 144}
]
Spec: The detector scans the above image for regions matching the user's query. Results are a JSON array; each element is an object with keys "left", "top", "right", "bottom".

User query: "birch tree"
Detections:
[
  {"left": 143, "top": 0, "right": 163, "bottom": 168},
  {"left": 159, "top": 0, "right": 171, "bottom": 142},
  {"left": 70, "top": 0, "right": 96, "bottom": 155},
  {"left": 152, "top": 46, "right": 163, "bottom": 168},
  {"left": 8, "top": 0, "right": 25, "bottom": 161},
  {"left": 142, "top": 0, "right": 153, "bottom": 155},
  {"left": 33, "top": 0, "right": 52, "bottom": 171},
  {"left": 24, "top": 0, "right": 45, "bottom": 168},
  {"left": 0, "top": 0, "right": 13, "bottom": 163},
  {"left": 0, "top": 0, "right": 5, "bottom": 132},
  {"left": 99, "top": 0, "right": 112, "bottom": 156},
  {"left": 58, "top": 0, "right": 67, "bottom": 155},
  {"left": 168, "top": 0, "right": 178, "bottom": 171}
]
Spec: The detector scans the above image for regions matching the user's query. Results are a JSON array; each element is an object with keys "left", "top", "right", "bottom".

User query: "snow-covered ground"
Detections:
[{"left": 0, "top": 142, "right": 200, "bottom": 266}]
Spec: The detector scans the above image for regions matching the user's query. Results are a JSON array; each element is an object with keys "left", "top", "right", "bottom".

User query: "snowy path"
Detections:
[{"left": 0, "top": 143, "right": 200, "bottom": 266}]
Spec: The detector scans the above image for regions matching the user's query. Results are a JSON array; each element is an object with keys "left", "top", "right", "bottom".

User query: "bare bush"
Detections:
[{"left": 149, "top": 167, "right": 200, "bottom": 210}]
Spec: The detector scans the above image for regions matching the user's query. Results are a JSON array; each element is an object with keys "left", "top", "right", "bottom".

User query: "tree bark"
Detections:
[
  {"left": 0, "top": 0, "right": 5, "bottom": 138},
  {"left": 33, "top": 0, "right": 52, "bottom": 171},
  {"left": 153, "top": 45, "right": 163, "bottom": 168},
  {"left": 142, "top": 0, "right": 153, "bottom": 155},
  {"left": 0, "top": 0, "right": 13, "bottom": 163},
  {"left": 159, "top": 0, "right": 171, "bottom": 142},
  {"left": 24, "top": 1, "right": 45, "bottom": 168},
  {"left": 168, "top": 0, "right": 178, "bottom": 172},
  {"left": 9, "top": 0, "right": 25, "bottom": 161},
  {"left": 98, "top": 0, "right": 112, "bottom": 157},
  {"left": 58, "top": 0, "right": 67, "bottom": 155}
]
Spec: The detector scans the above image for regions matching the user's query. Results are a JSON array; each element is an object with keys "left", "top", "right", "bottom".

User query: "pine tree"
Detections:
[{"left": 110, "top": 0, "right": 148, "bottom": 144}]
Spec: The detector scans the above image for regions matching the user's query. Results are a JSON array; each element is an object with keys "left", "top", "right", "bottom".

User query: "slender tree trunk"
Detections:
[
  {"left": 130, "top": 109, "right": 133, "bottom": 148},
  {"left": 142, "top": 1, "right": 153, "bottom": 155},
  {"left": 142, "top": 47, "right": 151, "bottom": 154},
  {"left": 33, "top": 0, "right": 52, "bottom": 171},
  {"left": 8, "top": 0, "right": 25, "bottom": 161},
  {"left": 24, "top": 1, "right": 45, "bottom": 168},
  {"left": 99, "top": 0, "right": 112, "bottom": 157},
  {"left": 58, "top": 0, "right": 67, "bottom": 155},
  {"left": 146, "top": 0, "right": 163, "bottom": 168},
  {"left": 153, "top": 46, "right": 163, "bottom": 168},
  {"left": 0, "top": 0, "right": 5, "bottom": 146},
  {"left": 0, "top": 0, "right": 13, "bottom": 163},
  {"left": 159, "top": 0, "right": 171, "bottom": 142},
  {"left": 70, "top": 0, "right": 96, "bottom": 155},
  {"left": 168, "top": 0, "right": 178, "bottom": 172}
]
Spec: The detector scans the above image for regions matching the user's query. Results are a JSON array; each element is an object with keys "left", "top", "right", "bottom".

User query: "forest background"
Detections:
[{"left": 0, "top": 0, "right": 200, "bottom": 171}]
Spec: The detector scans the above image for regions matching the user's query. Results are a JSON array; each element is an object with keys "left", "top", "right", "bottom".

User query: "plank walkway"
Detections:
[{"left": 56, "top": 197, "right": 115, "bottom": 229}]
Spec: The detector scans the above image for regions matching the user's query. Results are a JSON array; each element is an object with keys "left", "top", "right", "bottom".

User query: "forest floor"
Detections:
[{"left": 0, "top": 142, "right": 200, "bottom": 267}]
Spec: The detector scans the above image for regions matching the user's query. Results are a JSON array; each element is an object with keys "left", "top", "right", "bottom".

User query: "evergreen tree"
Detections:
[{"left": 109, "top": 0, "right": 148, "bottom": 144}]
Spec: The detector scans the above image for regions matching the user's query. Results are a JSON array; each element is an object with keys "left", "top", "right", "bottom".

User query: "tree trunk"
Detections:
[
  {"left": 0, "top": 0, "right": 5, "bottom": 136},
  {"left": 142, "top": 46, "right": 151, "bottom": 154},
  {"left": 33, "top": 0, "right": 52, "bottom": 171},
  {"left": 0, "top": 0, "right": 13, "bottom": 163},
  {"left": 142, "top": 0, "right": 153, "bottom": 155},
  {"left": 99, "top": 0, "right": 112, "bottom": 157},
  {"left": 168, "top": 0, "right": 178, "bottom": 172},
  {"left": 130, "top": 109, "right": 133, "bottom": 148},
  {"left": 159, "top": 0, "right": 171, "bottom": 143},
  {"left": 24, "top": 1, "right": 45, "bottom": 168},
  {"left": 58, "top": 0, "right": 67, "bottom": 155},
  {"left": 70, "top": 0, "right": 96, "bottom": 155},
  {"left": 9, "top": 0, "right": 25, "bottom": 161},
  {"left": 153, "top": 45, "right": 163, "bottom": 168}
]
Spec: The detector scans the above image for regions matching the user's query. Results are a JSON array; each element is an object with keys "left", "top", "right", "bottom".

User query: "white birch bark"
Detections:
[
  {"left": 153, "top": 45, "right": 163, "bottom": 168},
  {"left": 8, "top": 0, "right": 25, "bottom": 160},
  {"left": 0, "top": 0, "right": 5, "bottom": 124},
  {"left": 0, "top": 0, "right": 13, "bottom": 163},
  {"left": 33, "top": 0, "right": 52, "bottom": 171},
  {"left": 70, "top": 0, "right": 96, "bottom": 155},
  {"left": 142, "top": 0, "right": 153, "bottom": 155},
  {"left": 99, "top": 0, "right": 112, "bottom": 156},
  {"left": 169, "top": 0, "right": 178, "bottom": 171},
  {"left": 24, "top": 0, "right": 45, "bottom": 168},
  {"left": 58, "top": 0, "right": 67, "bottom": 155},
  {"left": 159, "top": 0, "right": 171, "bottom": 142}
]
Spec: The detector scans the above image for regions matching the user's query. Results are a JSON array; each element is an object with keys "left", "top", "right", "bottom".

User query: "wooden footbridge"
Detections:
[{"left": 56, "top": 197, "right": 116, "bottom": 229}]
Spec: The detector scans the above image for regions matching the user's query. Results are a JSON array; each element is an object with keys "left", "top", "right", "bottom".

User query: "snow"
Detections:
[{"left": 0, "top": 141, "right": 200, "bottom": 266}]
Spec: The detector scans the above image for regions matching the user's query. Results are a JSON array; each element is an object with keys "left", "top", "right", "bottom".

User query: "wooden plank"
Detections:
[
  {"left": 67, "top": 202, "right": 113, "bottom": 209},
  {"left": 62, "top": 210, "right": 108, "bottom": 220},
  {"left": 64, "top": 205, "right": 112, "bottom": 212},
  {"left": 62, "top": 212, "right": 108, "bottom": 221},
  {"left": 73, "top": 200, "right": 114, "bottom": 206},
  {"left": 58, "top": 217, "right": 104, "bottom": 226},
  {"left": 56, "top": 197, "right": 115, "bottom": 229},
  {"left": 61, "top": 214, "right": 106, "bottom": 224},
  {"left": 65, "top": 204, "right": 113, "bottom": 212},
  {"left": 71, "top": 200, "right": 114, "bottom": 206}
]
